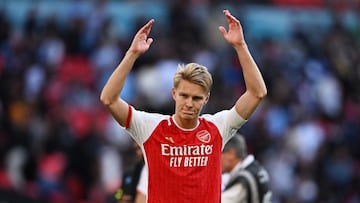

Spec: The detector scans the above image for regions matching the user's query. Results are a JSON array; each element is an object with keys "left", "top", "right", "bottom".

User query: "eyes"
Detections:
[{"left": 179, "top": 93, "right": 204, "bottom": 101}]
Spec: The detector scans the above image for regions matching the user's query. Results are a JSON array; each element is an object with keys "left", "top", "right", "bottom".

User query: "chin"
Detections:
[
  {"left": 182, "top": 115, "right": 193, "bottom": 120},
  {"left": 181, "top": 114, "right": 195, "bottom": 120}
]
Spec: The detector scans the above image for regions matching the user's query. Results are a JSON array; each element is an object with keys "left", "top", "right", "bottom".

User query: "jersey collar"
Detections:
[{"left": 170, "top": 115, "right": 200, "bottom": 131}]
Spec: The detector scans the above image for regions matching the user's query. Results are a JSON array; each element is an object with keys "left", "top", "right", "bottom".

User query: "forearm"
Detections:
[
  {"left": 100, "top": 51, "right": 139, "bottom": 106},
  {"left": 235, "top": 43, "right": 267, "bottom": 99}
]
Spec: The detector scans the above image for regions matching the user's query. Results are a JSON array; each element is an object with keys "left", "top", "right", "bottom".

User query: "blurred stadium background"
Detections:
[{"left": 0, "top": 0, "right": 359, "bottom": 202}]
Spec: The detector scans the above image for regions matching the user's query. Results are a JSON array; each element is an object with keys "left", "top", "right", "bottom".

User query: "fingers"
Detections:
[
  {"left": 144, "top": 19, "right": 155, "bottom": 34},
  {"left": 223, "top": 9, "right": 230, "bottom": 16},
  {"left": 138, "top": 19, "right": 155, "bottom": 36},
  {"left": 218, "top": 26, "right": 227, "bottom": 35},
  {"left": 223, "top": 9, "right": 239, "bottom": 24},
  {"left": 147, "top": 38, "right": 154, "bottom": 46},
  {"left": 145, "top": 19, "right": 155, "bottom": 29}
]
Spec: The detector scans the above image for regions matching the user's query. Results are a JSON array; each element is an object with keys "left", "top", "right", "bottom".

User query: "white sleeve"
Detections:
[
  {"left": 127, "top": 107, "right": 168, "bottom": 145},
  {"left": 221, "top": 183, "right": 247, "bottom": 203},
  {"left": 136, "top": 165, "right": 148, "bottom": 196},
  {"left": 203, "top": 107, "right": 247, "bottom": 147}
]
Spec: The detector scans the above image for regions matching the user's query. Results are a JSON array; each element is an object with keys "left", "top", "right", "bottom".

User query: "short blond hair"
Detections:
[{"left": 173, "top": 63, "right": 213, "bottom": 93}]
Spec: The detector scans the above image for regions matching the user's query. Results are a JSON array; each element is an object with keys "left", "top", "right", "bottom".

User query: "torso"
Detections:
[
  {"left": 144, "top": 117, "right": 222, "bottom": 203},
  {"left": 126, "top": 107, "right": 246, "bottom": 203}
]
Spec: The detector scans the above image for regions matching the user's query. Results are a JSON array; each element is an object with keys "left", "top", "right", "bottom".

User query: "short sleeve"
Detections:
[
  {"left": 126, "top": 107, "right": 168, "bottom": 145},
  {"left": 203, "top": 107, "right": 247, "bottom": 147}
]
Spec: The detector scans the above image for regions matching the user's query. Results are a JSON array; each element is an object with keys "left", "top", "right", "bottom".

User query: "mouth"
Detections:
[{"left": 182, "top": 110, "right": 194, "bottom": 116}]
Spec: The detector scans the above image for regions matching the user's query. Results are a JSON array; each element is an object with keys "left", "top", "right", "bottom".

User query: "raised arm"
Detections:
[
  {"left": 100, "top": 19, "right": 155, "bottom": 127},
  {"left": 218, "top": 10, "right": 267, "bottom": 120}
]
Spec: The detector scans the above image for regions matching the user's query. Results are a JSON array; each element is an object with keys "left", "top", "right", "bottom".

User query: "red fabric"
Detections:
[
  {"left": 0, "top": 170, "right": 11, "bottom": 189},
  {"left": 272, "top": 0, "right": 360, "bottom": 9},
  {"left": 65, "top": 174, "right": 84, "bottom": 200},
  {"left": 66, "top": 107, "right": 93, "bottom": 138},
  {"left": 39, "top": 152, "right": 66, "bottom": 182},
  {"left": 144, "top": 117, "right": 223, "bottom": 203},
  {"left": 57, "top": 55, "right": 95, "bottom": 87},
  {"left": 125, "top": 105, "right": 132, "bottom": 129},
  {"left": 272, "top": 0, "right": 324, "bottom": 7},
  {"left": 0, "top": 54, "right": 5, "bottom": 75}
]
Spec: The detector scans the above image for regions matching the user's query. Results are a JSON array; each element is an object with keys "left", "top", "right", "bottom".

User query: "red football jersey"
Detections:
[{"left": 126, "top": 106, "right": 245, "bottom": 203}]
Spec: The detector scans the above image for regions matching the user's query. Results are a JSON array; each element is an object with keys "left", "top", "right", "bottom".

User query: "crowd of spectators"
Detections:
[{"left": 0, "top": 0, "right": 359, "bottom": 203}]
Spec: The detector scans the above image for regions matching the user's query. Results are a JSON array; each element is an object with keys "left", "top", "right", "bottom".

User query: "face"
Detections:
[
  {"left": 221, "top": 149, "right": 236, "bottom": 173},
  {"left": 172, "top": 79, "right": 209, "bottom": 128},
  {"left": 133, "top": 142, "right": 143, "bottom": 159}
]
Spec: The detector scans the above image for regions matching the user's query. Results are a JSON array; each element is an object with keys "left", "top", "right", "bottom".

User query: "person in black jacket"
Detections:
[
  {"left": 221, "top": 134, "right": 272, "bottom": 203},
  {"left": 117, "top": 142, "right": 144, "bottom": 203}
]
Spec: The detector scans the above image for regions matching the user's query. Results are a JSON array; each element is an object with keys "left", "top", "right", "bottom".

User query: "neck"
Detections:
[{"left": 173, "top": 115, "right": 198, "bottom": 129}]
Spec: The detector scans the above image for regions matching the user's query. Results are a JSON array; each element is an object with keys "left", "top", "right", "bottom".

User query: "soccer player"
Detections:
[
  {"left": 100, "top": 9, "right": 267, "bottom": 203},
  {"left": 221, "top": 134, "right": 272, "bottom": 203}
]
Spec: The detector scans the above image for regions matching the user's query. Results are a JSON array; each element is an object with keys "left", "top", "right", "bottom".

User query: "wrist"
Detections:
[
  {"left": 233, "top": 43, "right": 249, "bottom": 55},
  {"left": 126, "top": 49, "right": 141, "bottom": 59},
  {"left": 233, "top": 42, "right": 248, "bottom": 51}
]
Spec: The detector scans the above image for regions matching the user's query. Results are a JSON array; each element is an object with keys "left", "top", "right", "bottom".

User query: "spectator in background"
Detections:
[
  {"left": 222, "top": 134, "right": 272, "bottom": 203},
  {"left": 134, "top": 166, "right": 147, "bottom": 203},
  {"left": 117, "top": 142, "right": 144, "bottom": 203}
]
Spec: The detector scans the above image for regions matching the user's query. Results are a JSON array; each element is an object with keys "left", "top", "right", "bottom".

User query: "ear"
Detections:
[
  {"left": 204, "top": 92, "right": 210, "bottom": 104},
  {"left": 171, "top": 87, "right": 176, "bottom": 100}
]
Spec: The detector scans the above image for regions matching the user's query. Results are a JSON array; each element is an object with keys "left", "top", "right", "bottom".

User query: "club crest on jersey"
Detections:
[
  {"left": 196, "top": 130, "right": 211, "bottom": 143},
  {"left": 165, "top": 136, "right": 175, "bottom": 143}
]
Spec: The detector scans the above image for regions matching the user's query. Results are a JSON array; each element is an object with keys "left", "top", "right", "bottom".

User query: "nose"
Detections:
[{"left": 185, "top": 97, "right": 193, "bottom": 107}]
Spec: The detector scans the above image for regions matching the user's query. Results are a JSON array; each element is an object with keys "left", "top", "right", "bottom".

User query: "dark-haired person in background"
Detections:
[
  {"left": 222, "top": 134, "right": 272, "bottom": 203},
  {"left": 117, "top": 142, "right": 144, "bottom": 203}
]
